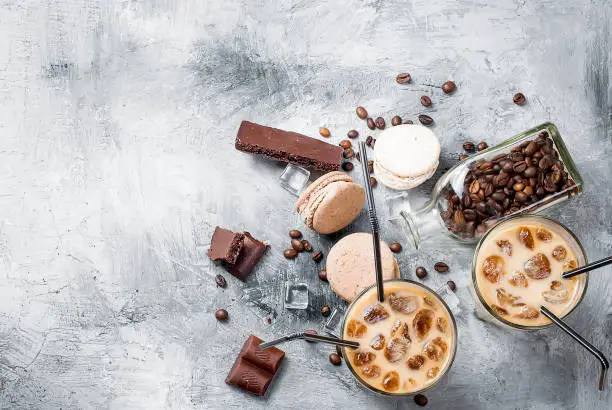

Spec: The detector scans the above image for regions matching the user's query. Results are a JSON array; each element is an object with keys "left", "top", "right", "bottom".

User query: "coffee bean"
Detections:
[
  {"left": 356, "top": 106, "right": 368, "bottom": 119},
  {"left": 215, "top": 309, "right": 228, "bottom": 321},
  {"left": 370, "top": 176, "right": 377, "bottom": 187},
  {"left": 513, "top": 92, "right": 526, "bottom": 105},
  {"left": 291, "top": 239, "right": 305, "bottom": 252},
  {"left": 513, "top": 182, "right": 525, "bottom": 191},
  {"left": 434, "top": 262, "right": 449, "bottom": 273},
  {"left": 515, "top": 191, "right": 528, "bottom": 202},
  {"left": 312, "top": 251, "right": 323, "bottom": 262},
  {"left": 523, "top": 185, "right": 533, "bottom": 196},
  {"left": 302, "top": 240, "right": 313, "bottom": 252},
  {"left": 342, "top": 162, "right": 354, "bottom": 172},
  {"left": 366, "top": 118, "right": 375, "bottom": 130},
  {"left": 416, "top": 266, "right": 428, "bottom": 279},
  {"left": 391, "top": 115, "right": 402, "bottom": 126},
  {"left": 418, "top": 114, "right": 434, "bottom": 126},
  {"left": 442, "top": 81, "right": 456, "bottom": 94},
  {"left": 343, "top": 148, "right": 355, "bottom": 159},
  {"left": 389, "top": 242, "right": 402, "bottom": 253},
  {"left": 329, "top": 353, "right": 342, "bottom": 366},
  {"left": 284, "top": 248, "right": 298, "bottom": 259},
  {"left": 336, "top": 345, "right": 343, "bottom": 358},
  {"left": 403, "top": 119, "right": 414, "bottom": 124},
  {"left": 215, "top": 274, "right": 227, "bottom": 288},
  {"left": 414, "top": 394, "right": 428, "bottom": 406},
  {"left": 463, "top": 209, "right": 476, "bottom": 221},
  {"left": 463, "top": 141, "right": 475, "bottom": 152},
  {"left": 289, "top": 229, "right": 302, "bottom": 239},
  {"left": 447, "top": 280, "right": 457, "bottom": 292},
  {"left": 374, "top": 117, "right": 386, "bottom": 129},
  {"left": 367, "top": 160, "right": 374, "bottom": 174},
  {"left": 513, "top": 161, "right": 527, "bottom": 173},
  {"left": 524, "top": 166, "right": 538, "bottom": 178},
  {"left": 524, "top": 141, "right": 538, "bottom": 156},
  {"left": 321, "top": 305, "right": 331, "bottom": 317},
  {"left": 477, "top": 142, "right": 488, "bottom": 151},
  {"left": 420, "top": 95, "right": 432, "bottom": 107},
  {"left": 319, "top": 127, "right": 331, "bottom": 137},
  {"left": 318, "top": 269, "right": 328, "bottom": 281},
  {"left": 539, "top": 155, "right": 553, "bottom": 170},
  {"left": 396, "top": 72, "right": 411, "bottom": 84},
  {"left": 339, "top": 140, "right": 352, "bottom": 149},
  {"left": 536, "top": 187, "right": 546, "bottom": 197},
  {"left": 491, "top": 191, "right": 505, "bottom": 202},
  {"left": 347, "top": 130, "right": 359, "bottom": 139}
]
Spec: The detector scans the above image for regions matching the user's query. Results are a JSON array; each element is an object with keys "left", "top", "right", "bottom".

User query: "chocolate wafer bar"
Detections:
[
  {"left": 235, "top": 121, "right": 343, "bottom": 172},
  {"left": 207, "top": 227, "right": 244, "bottom": 265},
  {"left": 207, "top": 228, "right": 267, "bottom": 281},
  {"left": 226, "top": 335, "right": 285, "bottom": 396}
]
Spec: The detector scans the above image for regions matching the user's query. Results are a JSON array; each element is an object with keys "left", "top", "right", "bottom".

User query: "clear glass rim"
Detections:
[
  {"left": 470, "top": 214, "right": 589, "bottom": 330},
  {"left": 340, "top": 279, "right": 459, "bottom": 397}
]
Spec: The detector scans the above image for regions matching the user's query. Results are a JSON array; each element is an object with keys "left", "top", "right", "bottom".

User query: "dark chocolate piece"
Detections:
[
  {"left": 227, "top": 232, "right": 267, "bottom": 281},
  {"left": 226, "top": 335, "right": 285, "bottom": 397},
  {"left": 207, "top": 227, "right": 245, "bottom": 265},
  {"left": 235, "top": 121, "right": 343, "bottom": 172}
]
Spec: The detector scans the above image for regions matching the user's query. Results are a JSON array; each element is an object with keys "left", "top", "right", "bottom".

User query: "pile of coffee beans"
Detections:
[
  {"left": 440, "top": 130, "right": 576, "bottom": 238},
  {"left": 284, "top": 230, "right": 323, "bottom": 261}
]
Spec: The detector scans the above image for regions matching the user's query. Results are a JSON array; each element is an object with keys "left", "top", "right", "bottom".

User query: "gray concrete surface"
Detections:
[{"left": 0, "top": 0, "right": 610, "bottom": 409}]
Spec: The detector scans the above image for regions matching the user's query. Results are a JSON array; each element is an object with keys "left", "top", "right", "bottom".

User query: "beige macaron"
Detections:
[
  {"left": 327, "top": 233, "right": 400, "bottom": 302},
  {"left": 296, "top": 172, "right": 365, "bottom": 234}
]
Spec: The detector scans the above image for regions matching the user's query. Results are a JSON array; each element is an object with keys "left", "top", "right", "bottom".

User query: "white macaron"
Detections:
[{"left": 373, "top": 124, "right": 441, "bottom": 190}]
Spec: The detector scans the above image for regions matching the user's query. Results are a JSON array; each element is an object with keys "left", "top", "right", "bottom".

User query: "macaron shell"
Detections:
[
  {"left": 327, "top": 233, "right": 400, "bottom": 302},
  {"left": 311, "top": 181, "right": 365, "bottom": 234},
  {"left": 296, "top": 171, "right": 353, "bottom": 214},
  {"left": 374, "top": 124, "right": 440, "bottom": 181},
  {"left": 374, "top": 158, "right": 439, "bottom": 190}
]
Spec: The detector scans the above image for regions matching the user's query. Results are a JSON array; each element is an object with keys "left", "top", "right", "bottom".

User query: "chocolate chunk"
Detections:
[
  {"left": 235, "top": 121, "right": 343, "bottom": 172},
  {"left": 225, "top": 335, "right": 285, "bottom": 397},
  {"left": 207, "top": 227, "right": 245, "bottom": 264},
  {"left": 226, "top": 232, "right": 267, "bottom": 281}
]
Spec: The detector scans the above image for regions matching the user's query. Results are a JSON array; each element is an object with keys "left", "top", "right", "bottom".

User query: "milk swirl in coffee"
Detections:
[
  {"left": 474, "top": 217, "right": 587, "bottom": 327},
  {"left": 343, "top": 281, "right": 456, "bottom": 394}
]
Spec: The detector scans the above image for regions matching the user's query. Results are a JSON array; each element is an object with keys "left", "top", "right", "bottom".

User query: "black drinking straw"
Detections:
[
  {"left": 562, "top": 256, "right": 612, "bottom": 279},
  {"left": 358, "top": 142, "right": 385, "bottom": 303}
]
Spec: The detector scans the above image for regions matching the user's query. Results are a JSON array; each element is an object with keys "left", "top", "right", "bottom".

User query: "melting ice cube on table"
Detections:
[{"left": 284, "top": 282, "right": 309, "bottom": 310}]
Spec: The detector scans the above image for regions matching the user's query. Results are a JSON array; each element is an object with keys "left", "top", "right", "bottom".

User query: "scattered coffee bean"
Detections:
[
  {"left": 347, "top": 130, "right": 359, "bottom": 139},
  {"left": 302, "top": 240, "right": 313, "bottom": 252},
  {"left": 266, "top": 317, "right": 272, "bottom": 324},
  {"left": 447, "top": 280, "right": 456, "bottom": 292},
  {"left": 477, "top": 142, "right": 488, "bottom": 151},
  {"left": 442, "top": 81, "right": 456, "bottom": 94},
  {"left": 215, "top": 309, "right": 228, "bottom": 321},
  {"left": 366, "top": 118, "right": 375, "bottom": 130},
  {"left": 391, "top": 115, "right": 402, "bottom": 126},
  {"left": 342, "top": 162, "right": 354, "bottom": 172},
  {"left": 463, "top": 141, "right": 475, "bottom": 152},
  {"left": 459, "top": 154, "right": 469, "bottom": 161},
  {"left": 319, "top": 127, "right": 331, "bottom": 137},
  {"left": 289, "top": 229, "right": 302, "bottom": 239},
  {"left": 434, "top": 262, "right": 449, "bottom": 273},
  {"left": 416, "top": 266, "right": 428, "bottom": 279},
  {"left": 374, "top": 117, "right": 386, "bottom": 129},
  {"left": 291, "top": 239, "right": 305, "bottom": 252},
  {"left": 312, "top": 250, "right": 323, "bottom": 263},
  {"left": 339, "top": 140, "right": 352, "bottom": 149},
  {"left": 321, "top": 305, "right": 331, "bottom": 317},
  {"left": 329, "top": 353, "right": 342, "bottom": 366},
  {"left": 420, "top": 95, "right": 432, "bottom": 107},
  {"left": 418, "top": 114, "right": 434, "bottom": 126},
  {"left": 336, "top": 345, "right": 343, "bottom": 358},
  {"left": 370, "top": 177, "right": 377, "bottom": 187},
  {"left": 356, "top": 106, "right": 368, "bottom": 119},
  {"left": 513, "top": 92, "right": 526, "bottom": 105},
  {"left": 215, "top": 274, "right": 227, "bottom": 288},
  {"left": 403, "top": 119, "right": 414, "bottom": 124},
  {"left": 414, "top": 394, "right": 428, "bottom": 407},
  {"left": 343, "top": 148, "right": 355, "bottom": 159},
  {"left": 367, "top": 160, "right": 374, "bottom": 173},
  {"left": 389, "top": 242, "right": 402, "bottom": 253},
  {"left": 365, "top": 135, "right": 373, "bottom": 147},
  {"left": 284, "top": 248, "right": 298, "bottom": 259},
  {"left": 318, "top": 269, "right": 328, "bottom": 281},
  {"left": 396, "top": 72, "right": 411, "bottom": 84}
]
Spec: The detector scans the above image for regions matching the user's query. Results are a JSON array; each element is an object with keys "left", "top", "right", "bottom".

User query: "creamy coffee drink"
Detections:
[
  {"left": 343, "top": 281, "right": 456, "bottom": 394},
  {"left": 474, "top": 217, "right": 587, "bottom": 327}
]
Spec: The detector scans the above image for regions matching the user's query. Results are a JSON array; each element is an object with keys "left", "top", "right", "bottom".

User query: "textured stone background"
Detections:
[{"left": 0, "top": 0, "right": 610, "bottom": 409}]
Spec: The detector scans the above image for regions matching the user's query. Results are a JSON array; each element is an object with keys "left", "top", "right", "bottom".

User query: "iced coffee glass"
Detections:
[
  {"left": 341, "top": 280, "right": 457, "bottom": 396},
  {"left": 471, "top": 215, "right": 588, "bottom": 329}
]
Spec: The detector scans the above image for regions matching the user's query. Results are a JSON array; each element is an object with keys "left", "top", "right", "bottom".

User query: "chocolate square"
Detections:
[{"left": 207, "top": 227, "right": 244, "bottom": 265}]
